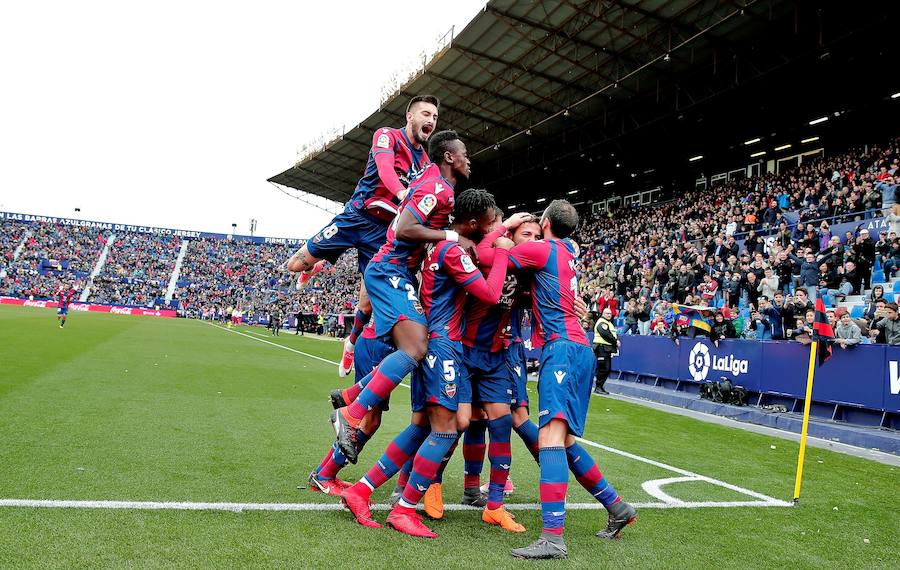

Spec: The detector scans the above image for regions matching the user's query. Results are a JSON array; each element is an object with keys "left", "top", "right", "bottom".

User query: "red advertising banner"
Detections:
[{"left": 0, "top": 297, "right": 176, "bottom": 318}]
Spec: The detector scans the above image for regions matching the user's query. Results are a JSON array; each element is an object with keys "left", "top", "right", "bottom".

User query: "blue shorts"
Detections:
[
  {"left": 364, "top": 262, "right": 427, "bottom": 337},
  {"left": 537, "top": 339, "right": 595, "bottom": 437},
  {"left": 411, "top": 336, "right": 469, "bottom": 412},
  {"left": 57, "top": 307, "right": 69, "bottom": 316},
  {"left": 355, "top": 334, "right": 395, "bottom": 411},
  {"left": 305, "top": 206, "right": 389, "bottom": 273},
  {"left": 465, "top": 345, "right": 514, "bottom": 405},
  {"left": 507, "top": 342, "right": 529, "bottom": 409}
]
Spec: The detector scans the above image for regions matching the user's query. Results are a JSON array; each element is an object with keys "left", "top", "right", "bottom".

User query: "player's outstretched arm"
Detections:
[
  {"left": 508, "top": 240, "right": 551, "bottom": 271},
  {"left": 452, "top": 237, "right": 514, "bottom": 304},
  {"left": 395, "top": 208, "right": 476, "bottom": 252}
]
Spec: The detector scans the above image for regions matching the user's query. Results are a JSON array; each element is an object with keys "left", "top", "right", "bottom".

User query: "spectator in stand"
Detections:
[
  {"left": 864, "top": 285, "right": 886, "bottom": 320},
  {"left": 698, "top": 273, "right": 718, "bottom": 305},
  {"left": 834, "top": 311, "right": 862, "bottom": 348},
  {"left": 869, "top": 302, "right": 900, "bottom": 345},
  {"left": 596, "top": 288, "right": 619, "bottom": 318},
  {"left": 711, "top": 311, "right": 737, "bottom": 341},
  {"left": 757, "top": 267, "right": 779, "bottom": 300}
]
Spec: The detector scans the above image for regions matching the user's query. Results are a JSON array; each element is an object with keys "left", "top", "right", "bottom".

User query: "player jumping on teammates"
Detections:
[
  {"left": 56, "top": 282, "right": 77, "bottom": 328},
  {"left": 340, "top": 189, "right": 513, "bottom": 537},
  {"left": 329, "top": 130, "right": 475, "bottom": 465},
  {"left": 286, "top": 95, "right": 439, "bottom": 378},
  {"left": 507, "top": 200, "right": 636, "bottom": 560}
]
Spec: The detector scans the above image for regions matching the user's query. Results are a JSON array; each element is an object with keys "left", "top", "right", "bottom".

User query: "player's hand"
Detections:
[
  {"left": 573, "top": 295, "right": 588, "bottom": 319},
  {"left": 502, "top": 212, "right": 534, "bottom": 231},
  {"left": 494, "top": 236, "right": 514, "bottom": 250}
]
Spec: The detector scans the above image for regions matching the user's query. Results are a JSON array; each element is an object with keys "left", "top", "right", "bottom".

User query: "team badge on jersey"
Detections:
[
  {"left": 460, "top": 254, "right": 477, "bottom": 273},
  {"left": 444, "top": 383, "right": 457, "bottom": 398},
  {"left": 417, "top": 194, "right": 437, "bottom": 215},
  {"left": 376, "top": 133, "right": 390, "bottom": 149}
]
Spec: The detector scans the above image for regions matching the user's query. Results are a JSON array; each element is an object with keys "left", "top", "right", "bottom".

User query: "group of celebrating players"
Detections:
[{"left": 287, "top": 95, "right": 635, "bottom": 560}]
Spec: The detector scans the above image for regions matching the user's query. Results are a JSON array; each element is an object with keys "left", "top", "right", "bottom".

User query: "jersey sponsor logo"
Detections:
[
  {"left": 417, "top": 194, "right": 437, "bottom": 215},
  {"left": 539, "top": 409, "right": 549, "bottom": 417},
  {"left": 376, "top": 133, "right": 391, "bottom": 149},
  {"left": 444, "top": 383, "right": 457, "bottom": 398},
  {"left": 554, "top": 370, "right": 566, "bottom": 384},
  {"left": 460, "top": 254, "right": 476, "bottom": 273},
  {"left": 426, "top": 354, "right": 437, "bottom": 368},
  {"left": 428, "top": 262, "right": 439, "bottom": 272},
  {"left": 389, "top": 276, "right": 401, "bottom": 289}
]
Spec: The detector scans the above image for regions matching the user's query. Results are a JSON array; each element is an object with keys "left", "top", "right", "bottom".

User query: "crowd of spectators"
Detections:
[
  {"left": 3, "top": 137, "right": 900, "bottom": 346},
  {"left": 575, "top": 137, "right": 900, "bottom": 345}
]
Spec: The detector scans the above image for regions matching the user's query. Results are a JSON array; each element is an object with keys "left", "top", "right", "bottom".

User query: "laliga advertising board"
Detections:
[
  {"left": 613, "top": 335, "right": 900, "bottom": 413},
  {"left": 681, "top": 339, "right": 759, "bottom": 391}
]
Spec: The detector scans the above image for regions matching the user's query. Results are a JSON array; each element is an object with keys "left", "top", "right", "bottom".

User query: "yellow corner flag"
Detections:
[{"left": 792, "top": 340, "right": 817, "bottom": 502}]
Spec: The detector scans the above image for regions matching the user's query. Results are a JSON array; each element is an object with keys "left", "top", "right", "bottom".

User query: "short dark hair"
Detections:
[
  {"left": 428, "top": 130, "right": 460, "bottom": 162},
  {"left": 887, "top": 302, "right": 899, "bottom": 312},
  {"left": 453, "top": 188, "right": 496, "bottom": 222},
  {"left": 493, "top": 207, "right": 505, "bottom": 220},
  {"left": 407, "top": 94, "right": 440, "bottom": 113},
  {"left": 541, "top": 199, "right": 579, "bottom": 238}
]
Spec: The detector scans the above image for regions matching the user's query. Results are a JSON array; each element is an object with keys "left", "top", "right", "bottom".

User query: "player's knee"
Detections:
[
  {"left": 512, "top": 407, "right": 529, "bottom": 427},
  {"left": 399, "top": 338, "right": 428, "bottom": 362}
]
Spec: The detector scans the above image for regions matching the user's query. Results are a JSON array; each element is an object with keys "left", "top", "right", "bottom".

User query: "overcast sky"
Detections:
[{"left": 0, "top": 1, "right": 485, "bottom": 239}]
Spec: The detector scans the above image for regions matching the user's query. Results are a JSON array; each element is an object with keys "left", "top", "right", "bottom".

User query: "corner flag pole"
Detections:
[{"left": 792, "top": 340, "right": 818, "bottom": 502}]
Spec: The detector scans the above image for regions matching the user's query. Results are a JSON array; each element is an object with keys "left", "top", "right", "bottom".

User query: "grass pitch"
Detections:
[{"left": 0, "top": 305, "right": 897, "bottom": 568}]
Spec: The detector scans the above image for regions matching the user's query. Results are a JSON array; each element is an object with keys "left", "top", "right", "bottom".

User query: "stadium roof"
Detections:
[{"left": 269, "top": 0, "right": 900, "bottom": 209}]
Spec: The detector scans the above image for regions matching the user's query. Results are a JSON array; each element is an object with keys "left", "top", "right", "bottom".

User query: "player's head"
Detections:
[
  {"left": 512, "top": 220, "right": 543, "bottom": 245},
  {"left": 486, "top": 207, "right": 506, "bottom": 232},
  {"left": 539, "top": 199, "right": 579, "bottom": 239},
  {"left": 451, "top": 188, "right": 497, "bottom": 240},
  {"left": 429, "top": 130, "right": 470, "bottom": 180},
  {"left": 406, "top": 95, "right": 439, "bottom": 145}
]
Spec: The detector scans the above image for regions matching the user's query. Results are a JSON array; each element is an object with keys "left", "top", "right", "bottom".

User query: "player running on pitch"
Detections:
[
  {"left": 286, "top": 95, "right": 438, "bottom": 378},
  {"left": 340, "top": 189, "right": 513, "bottom": 537},
  {"left": 329, "top": 130, "right": 475, "bottom": 465},
  {"left": 507, "top": 200, "right": 636, "bottom": 560},
  {"left": 56, "top": 282, "right": 78, "bottom": 328}
]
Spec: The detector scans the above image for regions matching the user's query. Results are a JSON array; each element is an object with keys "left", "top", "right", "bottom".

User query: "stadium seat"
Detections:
[
  {"left": 873, "top": 271, "right": 885, "bottom": 284},
  {"left": 892, "top": 281, "right": 900, "bottom": 293},
  {"left": 850, "top": 304, "right": 866, "bottom": 319},
  {"left": 884, "top": 293, "right": 895, "bottom": 303}
]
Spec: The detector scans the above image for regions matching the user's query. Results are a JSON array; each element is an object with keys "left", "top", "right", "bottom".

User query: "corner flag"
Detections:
[{"left": 793, "top": 292, "right": 835, "bottom": 502}]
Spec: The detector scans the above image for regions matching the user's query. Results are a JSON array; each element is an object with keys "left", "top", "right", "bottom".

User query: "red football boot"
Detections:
[{"left": 340, "top": 485, "right": 381, "bottom": 529}]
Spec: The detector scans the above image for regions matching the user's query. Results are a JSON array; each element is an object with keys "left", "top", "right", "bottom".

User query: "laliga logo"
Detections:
[
  {"left": 688, "top": 342, "right": 748, "bottom": 381},
  {"left": 688, "top": 343, "right": 711, "bottom": 381}
]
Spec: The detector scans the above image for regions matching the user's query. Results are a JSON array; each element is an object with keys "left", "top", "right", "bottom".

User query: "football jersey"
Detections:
[
  {"left": 508, "top": 239, "right": 588, "bottom": 347},
  {"left": 348, "top": 127, "right": 431, "bottom": 222},
  {"left": 420, "top": 240, "right": 510, "bottom": 341},
  {"left": 57, "top": 288, "right": 76, "bottom": 309},
  {"left": 371, "top": 163, "right": 454, "bottom": 270}
]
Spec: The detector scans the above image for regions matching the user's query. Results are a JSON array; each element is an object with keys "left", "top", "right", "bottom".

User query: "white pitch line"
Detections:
[
  {"left": 205, "top": 322, "right": 339, "bottom": 367},
  {"left": 206, "top": 321, "right": 793, "bottom": 508},
  {"left": 0, "top": 499, "right": 791, "bottom": 512}
]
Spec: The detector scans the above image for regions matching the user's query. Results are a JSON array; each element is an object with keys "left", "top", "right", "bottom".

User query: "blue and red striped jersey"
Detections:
[
  {"left": 420, "top": 240, "right": 511, "bottom": 341},
  {"left": 348, "top": 127, "right": 431, "bottom": 222},
  {"left": 57, "top": 288, "right": 76, "bottom": 309},
  {"left": 371, "top": 163, "right": 454, "bottom": 270},
  {"left": 508, "top": 239, "right": 588, "bottom": 347}
]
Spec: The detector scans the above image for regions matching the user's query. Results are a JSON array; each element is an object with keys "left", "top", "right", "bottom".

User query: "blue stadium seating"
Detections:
[
  {"left": 873, "top": 271, "right": 886, "bottom": 284},
  {"left": 850, "top": 304, "right": 866, "bottom": 319}
]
